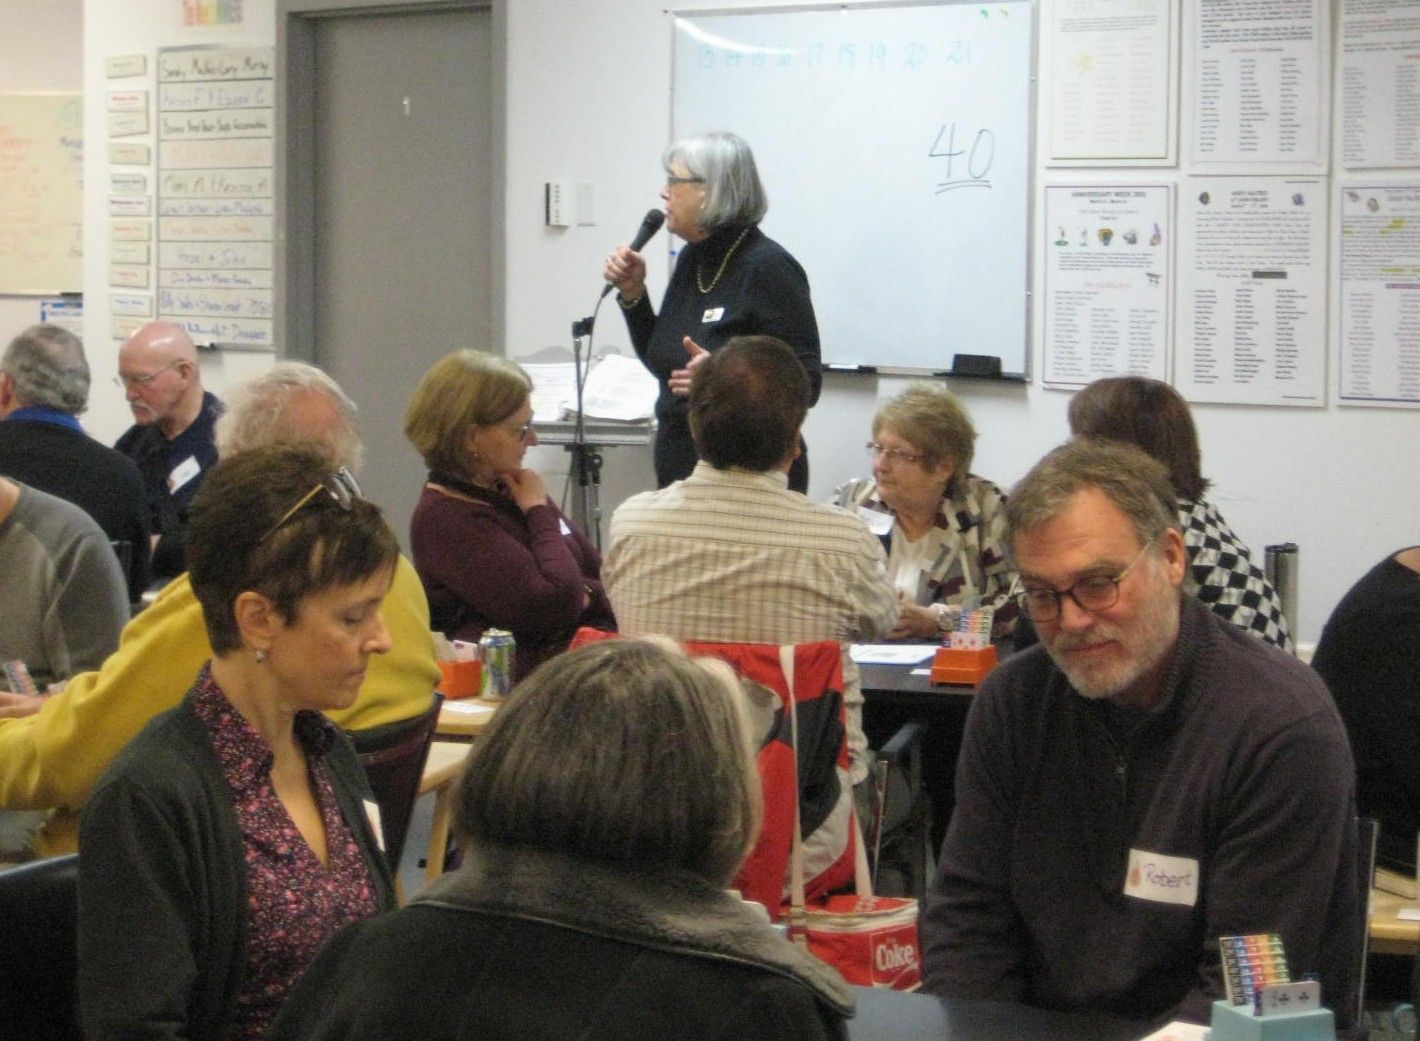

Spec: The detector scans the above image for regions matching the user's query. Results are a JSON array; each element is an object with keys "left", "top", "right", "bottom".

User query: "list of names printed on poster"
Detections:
[
  {"left": 1190, "top": 0, "right": 1328, "bottom": 170},
  {"left": 1048, "top": 0, "right": 1176, "bottom": 163},
  {"left": 1176, "top": 178, "right": 1327, "bottom": 406},
  {"left": 1338, "top": 185, "right": 1420, "bottom": 406},
  {"left": 1340, "top": 0, "right": 1420, "bottom": 168},
  {"left": 1043, "top": 185, "right": 1172, "bottom": 386}
]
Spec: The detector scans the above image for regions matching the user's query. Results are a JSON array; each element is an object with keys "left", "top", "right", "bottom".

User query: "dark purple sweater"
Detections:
[{"left": 409, "top": 478, "right": 616, "bottom": 679}]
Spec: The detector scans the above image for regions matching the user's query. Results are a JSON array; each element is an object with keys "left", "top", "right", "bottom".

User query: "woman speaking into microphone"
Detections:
[{"left": 604, "top": 131, "right": 821, "bottom": 492}]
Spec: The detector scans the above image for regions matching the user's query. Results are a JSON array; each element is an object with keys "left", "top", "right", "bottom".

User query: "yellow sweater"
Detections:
[{"left": 0, "top": 555, "right": 440, "bottom": 856}]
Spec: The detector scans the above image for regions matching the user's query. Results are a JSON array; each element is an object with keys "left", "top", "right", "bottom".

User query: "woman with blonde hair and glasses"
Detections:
[
  {"left": 78, "top": 444, "right": 398, "bottom": 1040},
  {"left": 836, "top": 382, "right": 1016, "bottom": 640},
  {"left": 405, "top": 350, "right": 615, "bottom": 680},
  {"left": 271, "top": 637, "right": 853, "bottom": 1041}
]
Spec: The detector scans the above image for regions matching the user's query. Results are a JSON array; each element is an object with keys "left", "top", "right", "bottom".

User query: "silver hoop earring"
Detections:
[{"left": 254, "top": 649, "right": 268, "bottom": 664}]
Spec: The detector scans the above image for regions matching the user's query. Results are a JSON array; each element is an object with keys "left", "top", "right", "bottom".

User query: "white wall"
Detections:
[
  {"left": 67, "top": 0, "right": 1418, "bottom": 643},
  {"left": 0, "top": 0, "right": 83, "bottom": 344}
]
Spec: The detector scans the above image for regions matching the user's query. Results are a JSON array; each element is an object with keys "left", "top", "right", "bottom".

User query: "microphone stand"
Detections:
[{"left": 569, "top": 311, "right": 604, "bottom": 550}]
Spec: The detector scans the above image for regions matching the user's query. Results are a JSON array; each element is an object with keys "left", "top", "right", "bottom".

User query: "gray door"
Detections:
[{"left": 303, "top": 5, "right": 492, "bottom": 549}]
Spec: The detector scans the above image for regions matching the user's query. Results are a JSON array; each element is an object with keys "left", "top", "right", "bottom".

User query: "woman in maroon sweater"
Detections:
[{"left": 404, "top": 351, "right": 615, "bottom": 679}]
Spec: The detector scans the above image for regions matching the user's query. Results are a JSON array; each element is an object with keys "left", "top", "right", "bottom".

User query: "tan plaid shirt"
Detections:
[{"left": 604, "top": 463, "right": 900, "bottom": 780}]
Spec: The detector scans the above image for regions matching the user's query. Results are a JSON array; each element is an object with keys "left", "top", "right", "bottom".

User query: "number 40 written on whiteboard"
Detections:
[{"left": 929, "top": 123, "right": 994, "bottom": 193}]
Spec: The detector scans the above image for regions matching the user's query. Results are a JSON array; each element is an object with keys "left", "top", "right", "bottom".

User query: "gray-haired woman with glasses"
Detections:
[
  {"left": 835, "top": 382, "right": 1016, "bottom": 640},
  {"left": 78, "top": 444, "right": 398, "bottom": 1041},
  {"left": 603, "top": 130, "right": 821, "bottom": 492}
]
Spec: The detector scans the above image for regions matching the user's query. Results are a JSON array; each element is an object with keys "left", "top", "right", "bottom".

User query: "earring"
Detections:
[{"left": 254, "top": 649, "right": 268, "bottom": 664}]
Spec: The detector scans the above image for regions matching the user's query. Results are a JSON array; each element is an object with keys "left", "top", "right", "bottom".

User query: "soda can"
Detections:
[{"left": 478, "top": 629, "right": 515, "bottom": 700}]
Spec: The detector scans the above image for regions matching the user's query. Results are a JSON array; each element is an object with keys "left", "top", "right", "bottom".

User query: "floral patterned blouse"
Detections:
[
  {"left": 835, "top": 473, "right": 1018, "bottom": 636},
  {"left": 191, "top": 667, "right": 380, "bottom": 1040}
]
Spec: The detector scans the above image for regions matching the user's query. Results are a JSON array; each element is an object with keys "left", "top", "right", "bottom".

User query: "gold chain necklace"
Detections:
[{"left": 696, "top": 226, "right": 752, "bottom": 295}]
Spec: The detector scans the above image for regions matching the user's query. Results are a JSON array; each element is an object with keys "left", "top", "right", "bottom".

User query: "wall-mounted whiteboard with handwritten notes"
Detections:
[
  {"left": 0, "top": 93, "right": 83, "bottom": 294},
  {"left": 672, "top": 1, "right": 1035, "bottom": 375},
  {"left": 156, "top": 45, "right": 274, "bottom": 349}
]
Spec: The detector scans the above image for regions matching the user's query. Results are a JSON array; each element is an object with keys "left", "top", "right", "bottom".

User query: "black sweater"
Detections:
[
  {"left": 621, "top": 224, "right": 820, "bottom": 488},
  {"left": 77, "top": 692, "right": 396, "bottom": 1040}
]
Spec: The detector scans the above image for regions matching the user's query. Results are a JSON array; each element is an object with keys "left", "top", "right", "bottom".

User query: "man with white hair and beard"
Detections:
[{"left": 920, "top": 439, "right": 1359, "bottom": 1032}]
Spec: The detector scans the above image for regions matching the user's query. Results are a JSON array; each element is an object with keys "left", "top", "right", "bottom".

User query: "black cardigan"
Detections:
[
  {"left": 77, "top": 691, "right": 396, "bottom": 1040},
  {"left": 621, "top": 224, "right": 821, "bottom": 488}
]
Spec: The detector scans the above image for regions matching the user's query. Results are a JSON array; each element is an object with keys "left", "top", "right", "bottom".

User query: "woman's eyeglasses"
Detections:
[
  {"left": 866, "top": 441, "right": 924, "bottom": 466},
  {"left": 259, "top": 468, "right": 362, "bottom": 544},
  {"left": 665, "top": 174, "right": 705, "bottom": 187}
]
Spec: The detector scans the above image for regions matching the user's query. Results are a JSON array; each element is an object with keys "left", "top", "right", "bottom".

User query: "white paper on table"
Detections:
[
  {"left": 442, "top": 700, "right": 496, "bottom": 717},
  {"left": 849, "top": 645, "right": 938, "bottom": 666},
  {"left": 1134, "top": 1023, "right": 1209, "bottom": 1041},
  {"left": 522, "top": 363, "right": 579, "bottom": 422},
  {"left": 578, "top": 354, "right": 659, "bottom": 421}
]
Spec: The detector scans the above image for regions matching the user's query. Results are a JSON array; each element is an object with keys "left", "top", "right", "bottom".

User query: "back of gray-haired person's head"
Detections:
[
  {"left": 1006, "top": 439, "right": 1181, "bottom": 554},
  {"left": 663, "top": 130, "right": 768, "bottom": 229},
  {"left": 215, "top": 362, "right": 363, "bottom": 471},
  {"left": 1, "top": 324, "right": 90, "bottom": 414}
]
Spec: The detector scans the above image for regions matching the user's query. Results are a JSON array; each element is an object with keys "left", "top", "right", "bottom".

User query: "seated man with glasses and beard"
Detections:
[{"left": 920, "top": 439, "right": 1360, "bottom": 1033}]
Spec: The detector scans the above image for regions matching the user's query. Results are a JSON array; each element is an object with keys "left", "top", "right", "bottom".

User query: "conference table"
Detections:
[
  {"left": 859, "top": 653, "right": 981, "bottom": 850},
  {"left": 848, "top": 990, "right": 1147, "bottom": 1041}
]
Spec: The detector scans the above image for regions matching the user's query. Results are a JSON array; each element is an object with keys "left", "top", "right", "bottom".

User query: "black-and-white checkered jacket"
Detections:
[{"left": 1179, "top": 499, "right": 1293, "bottom": 652}]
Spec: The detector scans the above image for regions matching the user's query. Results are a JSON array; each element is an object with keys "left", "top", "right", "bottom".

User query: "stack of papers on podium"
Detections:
[{"left": 524, "top": 356, "right": 659, "bottom": 423}]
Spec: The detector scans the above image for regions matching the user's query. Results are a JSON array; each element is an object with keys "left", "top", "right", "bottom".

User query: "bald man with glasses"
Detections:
[
  {"left": 920, "top": 439, "right": 1360, "bottom": 1033},
  {"left": 114, "top": 320, "right": 225, "bottom": 582}
]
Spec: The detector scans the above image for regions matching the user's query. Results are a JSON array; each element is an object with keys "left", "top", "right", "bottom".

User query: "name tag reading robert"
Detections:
[
  {"left": 1124, "top": 848, "right": 1198, "bottom": 907},
  {"left": 702, "top": 307, "right": 724, "bottom": 323},
  {"left": 168, "top": 454, "right": 201, "bottom": 493}
]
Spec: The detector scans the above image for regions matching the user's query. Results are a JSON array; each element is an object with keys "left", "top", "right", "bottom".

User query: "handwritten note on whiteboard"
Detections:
[
  {"left": 0, "top": 93, "right": 83, "bottom": 294},
  {"left": 157, "top": 45, "right": 275, "bottom": 347}
]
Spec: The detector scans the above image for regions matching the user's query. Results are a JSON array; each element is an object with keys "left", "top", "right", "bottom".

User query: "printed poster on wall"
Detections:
[
  {"left": 1337, "top": 185, "right": 1420, "bottom": 407},
  {"left": 1042, "top": 185, "right": 1173, "bottom": 386},
  {"left": 1175, "top": 178, "right": 1327, "bottom": 406},
  {"left": 156, "top": 44, "right": 274, "bottom": 348}
]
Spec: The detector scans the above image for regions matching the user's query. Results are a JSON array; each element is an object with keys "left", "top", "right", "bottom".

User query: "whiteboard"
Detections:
[
  {"left": 672, "top": 1, "right": 1036, "bottom": 376},
  {"left": 0, "top": 93, "right": 83, "bottom": 295}
]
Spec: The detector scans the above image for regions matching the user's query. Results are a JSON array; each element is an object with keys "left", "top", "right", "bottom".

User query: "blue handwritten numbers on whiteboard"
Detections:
[{"left": 930, "top": 124, "right": 994, "bottom": 193}]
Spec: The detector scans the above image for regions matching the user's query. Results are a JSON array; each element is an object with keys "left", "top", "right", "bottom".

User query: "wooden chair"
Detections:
[
  {"left": 349, "top": 692, "right": 443, "bottom": 876},
  {"left": 0, "top": 853, "right": 81, "bottom": 1041}
]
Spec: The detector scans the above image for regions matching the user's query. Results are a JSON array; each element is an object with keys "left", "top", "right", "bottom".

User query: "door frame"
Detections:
[{"left": 274, "top": 0, "right": 505, "bottom": 361}]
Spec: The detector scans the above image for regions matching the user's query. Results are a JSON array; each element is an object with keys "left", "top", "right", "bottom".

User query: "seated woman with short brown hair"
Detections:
[{"left": 270, "top": 638, "right": 853, "bottom": 1041}]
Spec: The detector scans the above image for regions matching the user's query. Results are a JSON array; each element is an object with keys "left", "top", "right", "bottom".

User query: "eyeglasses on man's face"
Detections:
[
  {"left": 1010, "top": 537, "right": 1157, "bottom": 623},
  {"left": 866, "top": 441, "right": 924, "bottom": 466},
  {"left": 259, "top": 467, "right": 362, "bottom": 545},
  {"left": 113, "top": 359, "right": 184, "bottom": 389}
]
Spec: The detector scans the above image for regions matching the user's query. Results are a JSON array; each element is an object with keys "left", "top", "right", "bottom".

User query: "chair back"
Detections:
[
  {"left": 1355, "top": 816, "right": 1378, "bottom": 1027},
  {"left": 568, "top": 629, "right": 859, "bottom": 914},
  {"left": 0, "top": 854, "right": 82, "bottom": 1041},
  {"left": 349, "top": 692, "right": 443, "bottom": 874}
]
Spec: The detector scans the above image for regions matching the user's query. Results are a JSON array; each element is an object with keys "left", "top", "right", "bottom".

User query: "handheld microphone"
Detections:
[{"left": 601, "top": 209, "right": 665, "bottom": 298}]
